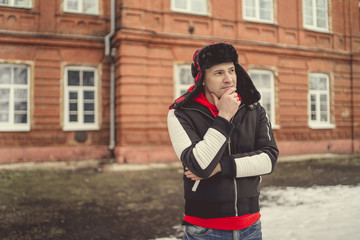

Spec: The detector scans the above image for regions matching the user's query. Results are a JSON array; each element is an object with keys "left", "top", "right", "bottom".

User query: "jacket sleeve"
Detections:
[
  {"left": 167, "top": 109, "right": 234, "bottom": 178},
  {"left": 220, "top": 106, "right": 279, "bottom": 178}
]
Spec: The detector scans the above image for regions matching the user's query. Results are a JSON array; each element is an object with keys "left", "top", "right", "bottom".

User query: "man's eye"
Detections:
[{"left": 229, "top": 69, "right": 235, "bottom": 73}]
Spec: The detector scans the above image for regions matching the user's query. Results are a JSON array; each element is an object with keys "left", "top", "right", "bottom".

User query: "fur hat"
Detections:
[{"left": 169, "top": 42, "right": 260, "bottom": 109}]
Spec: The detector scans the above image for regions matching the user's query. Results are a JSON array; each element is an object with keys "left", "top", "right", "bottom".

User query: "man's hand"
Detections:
[
  {"left": 184, "top": 163, "right": 222, "bottom": 181},
  {"left": 212, "top": 87, "right": 240, "bottom": 121}
]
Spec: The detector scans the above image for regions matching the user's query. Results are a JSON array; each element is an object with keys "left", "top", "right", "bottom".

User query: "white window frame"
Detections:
[
  {"left": 63, "top": 0, "right": 99, "bottom": 15},
  {"left": 174, "top": 63, "right": 193, "bottom": 99},
  {"left": 0, "top": 0, "right": 32, "bottom": 8},
  {"left": 249, "top": 69, "right": 278, "bottom": 128},
  {"left": 63, "top": 66, "right": 99, "bottom": 131},
  {"left": 302, "top": 0, "right": 329, "bottom": 32},
  {"left": 243, "top": 0, "right": 274, "bottom": 24},
  {"left": 0, "top": 64, "right": 30, "bottom": 132},
  {"left": 308, "top": 73, "right": 334, "bottom": 129},
  {"left": 171, "top": 0, "right": 208, "bottom": 16}
]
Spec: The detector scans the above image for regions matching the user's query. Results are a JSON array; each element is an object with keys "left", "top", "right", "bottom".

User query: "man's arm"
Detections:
[
  {"left": 220, "top": 106, "right": 279, "bottom": 178},
  {"left": 184, "top": 107, "right": 278, "bottom": 180},
  {"left": 167, "top": 109, "right": 233, "bottom": 178}
]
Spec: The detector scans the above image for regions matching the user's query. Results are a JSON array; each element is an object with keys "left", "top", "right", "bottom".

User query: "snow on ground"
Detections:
[
  {"left": 153, "top": 185, "right": 360, "bottom": 240},
  {"left": 260, "top": 185, "right": 360, "bottom": 240}
]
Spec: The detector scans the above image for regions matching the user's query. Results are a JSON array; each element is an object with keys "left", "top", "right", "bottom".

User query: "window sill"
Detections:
[
  {"left": 0, "top": 126, "right": 30, "bottom": 132},
  {"left": 303, "top": 26, "right": 332, "bottom": 34},
  {"left": 244, "top": 18, "right": 276, "bottom": 25},
  {"left": 171, "top": 9, "right": 209, "bottom": 17},
  {"left": 63, "top": 10, "right": 99, "bottom": 16},
  {"left": 63, "top": 125, "right": 100, "bottom": 131},
  {"left": 308, "top": 123, "right": 335, "bottom": 129}
]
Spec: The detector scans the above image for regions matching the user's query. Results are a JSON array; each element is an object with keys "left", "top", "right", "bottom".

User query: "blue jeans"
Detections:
[{"left": 183, "top": 220, "right": 262, "bottom": 240}]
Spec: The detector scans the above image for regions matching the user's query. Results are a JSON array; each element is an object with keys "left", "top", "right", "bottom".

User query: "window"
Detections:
[
  {"left": 171, "top": 0, "right": 208, "bottom": 15},
  {"left": 63, "top": 66, "right": 99, "bottom": 131},
  {"left": 308, "top": 73, "right": 334, "bottom": 128},
  {"left": 64, "top": 0, "right": 98, "bottom": 15},
  {"left": 0, "top": 64, "right": 30, "bottom": 132},
  {"left": 243, "top": 0, "right": 274, "bottom": 23},
  {"left": 303, "top": 0, "right": 328, "bottom": 31},
  {"left": 0, "top": 0, "right": 31, "bottom": 8},
  {"left": 249, "top": 69, "right": 277, "bottom": 126},
  {"left": 174, "top": 64, "right": 193, "bottom": 99}
]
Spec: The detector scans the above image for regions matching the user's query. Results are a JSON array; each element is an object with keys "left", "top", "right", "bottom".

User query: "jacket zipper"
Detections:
[{"left": 229, "top": 104, "right": 245, "bottom": 216}]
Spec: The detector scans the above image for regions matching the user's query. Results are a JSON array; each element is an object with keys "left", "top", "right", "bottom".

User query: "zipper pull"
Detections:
[{"left": 228, "top": 138, "right": 231, "bottom": 154}]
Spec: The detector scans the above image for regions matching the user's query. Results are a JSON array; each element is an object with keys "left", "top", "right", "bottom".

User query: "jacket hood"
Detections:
[{"left": 169, "top": 42, "right": 261, "bottom": 109}]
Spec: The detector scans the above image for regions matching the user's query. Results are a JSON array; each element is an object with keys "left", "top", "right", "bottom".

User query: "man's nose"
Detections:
[{"left": 223, "top": 72, "right": 233, "bottom": 82}]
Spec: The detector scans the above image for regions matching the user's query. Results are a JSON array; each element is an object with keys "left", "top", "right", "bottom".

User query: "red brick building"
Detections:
[{"left": 0, "top": 0, "right": 359, "bottom": 164}]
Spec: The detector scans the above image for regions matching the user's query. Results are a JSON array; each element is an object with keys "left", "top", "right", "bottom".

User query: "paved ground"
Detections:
[{"left": 0, "top": 154, "right": 359, "bottom": 240}]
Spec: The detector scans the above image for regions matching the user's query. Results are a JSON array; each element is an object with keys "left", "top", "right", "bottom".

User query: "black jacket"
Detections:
[{"left": 167, "top": 100, "right": 279, "bottom": 218}]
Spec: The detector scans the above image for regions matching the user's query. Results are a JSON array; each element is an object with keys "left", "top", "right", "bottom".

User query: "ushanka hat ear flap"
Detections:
[{"left": 235, "top": 63, "right": 261, "bottom": 105}]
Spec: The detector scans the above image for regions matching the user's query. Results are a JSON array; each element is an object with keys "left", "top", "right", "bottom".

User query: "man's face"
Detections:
[{"left": 203, "top": 62, "right": 237, "bottom": 104}]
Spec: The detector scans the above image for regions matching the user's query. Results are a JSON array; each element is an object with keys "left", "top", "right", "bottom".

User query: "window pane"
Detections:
[
  {"left": 84, "top": 114, "right": 94, "bottom": 123},
  {"left": 262, "top": 92, "right": 272, "bottom": 120},
  {"left": 245, "top": 0, "right": 256, "bottom": 17},
  {"left": 0, "top": 67, "right": 11, "bottom": 84},
  {"left": 69, "top": 92, "right": 78, "bottom": 99},
  {"left": 69, "top": 103, "right": 78, "bottom": 111},
  {"left": 69, "top": 115, "right": 78, "bottom": 122},
  {"left": 84, "top": 103, "right": 94, "bottom": 111},
  {"left": 179, "top": 68, "right": 193, "bottom": 85},
  {"left": 304, "top": 0, "right": 314, "bottom": 26},
  {"left": 191, "top": 0, "right": 206, "bottom": 13},
  {"left": 261, "top": 74, "right": 271, "bottom": 88},
  {"left": 14, "top": 67, "right": 27, "bottom": 85},
  {"left": 67, "top": 0, "right": 78, "bottom": 10},
  {"left": 84, "top": 91, "right": 94, "bottom": 99},
  {"left": 14, "top": 0, "right": 30, "bottom": 7},
  {"left": 0, "top": 89, "right": 10, "bottom": 122},
  {"left": 14, "top": 101, "right": 27, "bottom": 111},
  {"left": 319, "top": 77, "right": 327, "bottom": 90},
  {"left": 0, "top": 0, "right": 9, "bottom": 5},
  {"left": 0, "top": 89, "right": 10, "bottom": 98},
  {"left": 260, "top": 0, "right": 272, "bottom": 20},
  {"left": 260, "top": 9, "right": 271, "bottom": 20},
  {"left": 68, "top": 71, "right": 80, "bottom": 86},
  {"left": 250, "top": 73, "right": 260, "bottom": 86},
  {"left": 83, "top": 71, "right": 95, "bottom": 86},
  {"left": 316, "top": 0, "right": 326, "bottom": 8},
  {"left": 310, "top": 77, "right": 318, "bottom": 90},
  {"left": 69, "top": 92, "right": 78, "bottom": 122},
  {"left": 320, "top": 94, "right": 327, "bottom": 111},
  {"left": 0, "top": 113, "right": 9, "bottom": 122},
  {"left": 14, "top": 89, "right": 27, "bottom": 98},
  {"left": 14, "top": 114, "right": 27, "bottom": 123},
  {"left": 0, "top": 101, "right": 9, "bottom": 111},
  {"left": 320, "top": 93, "right": 328, "bottom": 122},
  {"left": 310, "top": 94, "right": 316, "bottom": 120},
  {"left": 83, "top": 0, "right": 97, "bottom": 14},
  {"left": 174, "top": 0, "right": 187, "bottom": 9}
]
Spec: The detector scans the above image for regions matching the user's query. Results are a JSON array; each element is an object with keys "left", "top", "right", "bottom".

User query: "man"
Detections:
[{"left": 167, "top": 42, "right": 279, "bottom": 240}]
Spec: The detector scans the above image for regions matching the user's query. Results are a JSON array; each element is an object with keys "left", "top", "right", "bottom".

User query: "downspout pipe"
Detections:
[{"left": 105, "top": 0, "right": 116, "bottom": 155}]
